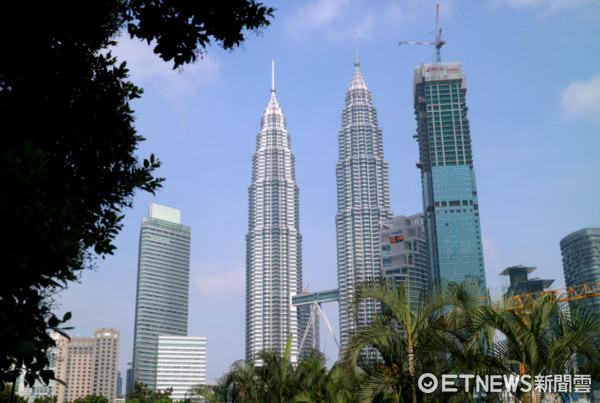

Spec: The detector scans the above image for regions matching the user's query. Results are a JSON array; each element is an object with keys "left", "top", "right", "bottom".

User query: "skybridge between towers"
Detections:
[{"left": 292, "top": 288, "right": 340, "bottom": 354}]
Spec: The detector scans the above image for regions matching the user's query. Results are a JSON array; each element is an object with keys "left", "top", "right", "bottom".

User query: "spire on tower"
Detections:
[
  {"left": 271, "top": 59, "right": 275, "bottom": 93},
  {"left": 354, "top": 32, "right": 360, "bottom": 68},
  {"left": 349, "top": 34, "right": 367, "bottom": 91}
]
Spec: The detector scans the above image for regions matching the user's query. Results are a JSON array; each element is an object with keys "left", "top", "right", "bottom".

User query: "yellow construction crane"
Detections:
[
  {"left": 481, "top": 281, "right": 600, "bottom": 384},
  {"left": 480, "top": 281, "right": 600, "bottom": 310},
  {"left": 510, "top": 281, "right": 600, "bottom": 309}
]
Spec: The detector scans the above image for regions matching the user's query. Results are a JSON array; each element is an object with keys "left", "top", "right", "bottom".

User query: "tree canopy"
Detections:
[
  {"left": 70, "top": 396, "right": 109, "bottom": 403},
  {"left": 0, "top": 0, "right": 274, "bottom": 390},
  {"left": 128, "top": 381, "right": 172, "bottom": 403}
]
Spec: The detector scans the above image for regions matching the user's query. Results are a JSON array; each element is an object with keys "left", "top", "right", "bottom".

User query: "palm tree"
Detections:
[
  {"left": 293, "top": 349, "right": 328, "bottom": 402},
  {"left": 439, "top": 281, "right": 506, "bottom": 402},
  {"left": 322, "top": 363, "right": 364, "bottom": 403},
  {"left": 188, "top": 372, "right": 231, "bottom": 403},
  {"left": 252, "top": 350, "right": 296, "bottom": 402},
  {"left": 294, "top": 351, "right": 362, "bottom": 403},
  {"left": 474, "top": 295, "right": 600, "bottom": 402},
  {"left": 342, "top": 278, "right": 455, "bottom": 403},
  {"left": 224, "top": 359, "right": 262, "bottom": 402},
  {"left": 190, "top": 334, "right": 301, "bottom": 403},
  {"left": 189, "top": 359, "right": 258, "bottom": 402}
]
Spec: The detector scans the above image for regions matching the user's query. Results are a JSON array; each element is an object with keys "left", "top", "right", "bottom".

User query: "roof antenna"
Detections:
[
  {"left": 271, "top": 59, "right": 275, "bottom": 93},
  {"left": 354, "top": 32, "right": 360, "bottom": 68}
]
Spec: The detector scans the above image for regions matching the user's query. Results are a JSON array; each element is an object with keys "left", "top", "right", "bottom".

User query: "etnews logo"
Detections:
[{"left": 417, "top": 373, "right": 591, "bottom": 394}]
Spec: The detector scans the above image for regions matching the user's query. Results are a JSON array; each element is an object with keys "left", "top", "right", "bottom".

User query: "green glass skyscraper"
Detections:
[
  {"left": 132, "top": 204, "right": 191, "bottom": 389},
  {"left": 413, "top": 62, "right": 486, "bottom": 289}
]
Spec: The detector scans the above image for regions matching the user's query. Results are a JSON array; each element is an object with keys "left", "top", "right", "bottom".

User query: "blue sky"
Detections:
[{"left": 56, "top": 0, "right": 600, "bottom": 382}]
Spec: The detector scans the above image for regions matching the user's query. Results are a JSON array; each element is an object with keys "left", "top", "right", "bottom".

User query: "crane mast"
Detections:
[{"left": 398, "top": 3, "right": 447, "bottom": 63}]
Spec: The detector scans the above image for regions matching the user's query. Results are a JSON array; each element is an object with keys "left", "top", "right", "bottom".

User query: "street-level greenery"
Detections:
[
  {"left": 128, "top": 381, "right": 173, "bottom": 403},
  {"left": 191, "top": 279, "right": 600, "bottom": 403}
]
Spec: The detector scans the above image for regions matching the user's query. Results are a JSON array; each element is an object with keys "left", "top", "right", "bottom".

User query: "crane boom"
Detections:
[
  {"left": 479, "top": 280, "right": 600, "bottom": 310},
  {"left": 398, "top": 4, "right": 446, "bottom": 63},
  {"left": 510, "top": 280, "right": 600, "bottom": 310},
  {"left": 398, "top": 41, "right": 439, "bottom": 46},
  {"left": 478, "top": 280, "right": 600, "bottom": 379}
]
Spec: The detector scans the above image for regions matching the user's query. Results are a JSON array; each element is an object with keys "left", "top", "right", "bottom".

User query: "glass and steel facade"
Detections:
[
  {"left": 132, "top": 204, "right": 191, "bottom": 389},
  {"left": 413, "top": 62, "right": 486, "bottom": 290},
  {"left": 336, "top": 60, "right": 392, "bottom": 351},
  {"left": 156, "top": 336, "right": 206, "bottom": 401},
  {"left": 561, "top": 228, "right": 600, "bottom": 312},
  {"left": 380, "top": 214, "right": 429, "bottom": 303},
  {"left": 246, "top": 84, "right": 302, "bottom": 363}
]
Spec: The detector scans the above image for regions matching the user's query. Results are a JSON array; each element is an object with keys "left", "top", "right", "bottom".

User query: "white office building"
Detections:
[{"left": 155, "top": 336, "right": 207, "bottom": 401}]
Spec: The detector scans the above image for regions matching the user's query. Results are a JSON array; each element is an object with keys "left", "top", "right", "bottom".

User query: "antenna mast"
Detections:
[
  {"left": 354, "top": 32, "right": 359, "bottom": 67},
  {"left": 271, "top": 59, "right": 275, "bottom": 92}
]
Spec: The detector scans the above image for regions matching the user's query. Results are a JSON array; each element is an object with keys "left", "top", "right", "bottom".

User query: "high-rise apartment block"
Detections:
[
  {"left": 380, "top": 214, "right": 429, "bottom": 302},
  {"left": 413, "top": 62, "right": 486, "bottom": 290},
  {"left": 92, "top": 329, "right": 120, "bottom": 400},
  {"left": 53, "top": 328, "right": 120, "bottom": 403},
  {"left": 55, "top": 335, "right": 94, "bottom": 403},
  {"left": 132, "top": 204, "right": 191, "bottom": 389},
  {"left": 156, "top": 336, "right": 207, "bottom": 401},
  {"left": 246, "top": 65, "right": 302, "bottom": 362},
  {"left": 560, "top": 228, "right": 600, "bottom": 312},
  {"left": 336, "top": 55, "right": 392, "bottom": 350}
]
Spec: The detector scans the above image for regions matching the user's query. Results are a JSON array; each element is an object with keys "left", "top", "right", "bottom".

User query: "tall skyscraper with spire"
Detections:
[
  {"left": 335, "top": 46, "right": 393, "bottom": 350},
  {"left": 413, "top": 62, "right": 486, "bottom": 289},
  {"left": 246, "top": 62, "right": 302, "bottom": 363}
]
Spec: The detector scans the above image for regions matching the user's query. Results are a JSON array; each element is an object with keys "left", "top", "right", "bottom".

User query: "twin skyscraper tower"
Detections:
[{"left": 245, "top": 52, "right": 487, "bottom": 362}]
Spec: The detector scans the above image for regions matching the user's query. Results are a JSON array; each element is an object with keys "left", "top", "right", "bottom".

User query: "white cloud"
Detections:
[
  {"left": 493, "top": 0, "right": 560, "bottom": 7},
  {"left": 560, "top": 74, "right": 600, "bottom": 118},
  {"left": 305, "top": 0, "right": 351, "bottom": 29},
  {"left": 287, "top": 0, "right": 350, "bottom": 35},
  {"left": 491, "top": 0, "right": 600, "bottom": 16},
  {"left": 285, "top": 0, "right": 455, "bottom": 42},
  {"left": 285, "top": 0, "right": 392, "bottom": 41},
  {"left": 111, "top": 34, "right": 221, "bottom": 99},
  {"left": 192, "top": 262, "right": 245, "bottom": 298}
]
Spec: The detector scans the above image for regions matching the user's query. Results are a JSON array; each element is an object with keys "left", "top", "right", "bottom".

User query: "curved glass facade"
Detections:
[{"left": 561, "top": 228, "right": 600, "bottom": 313}]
